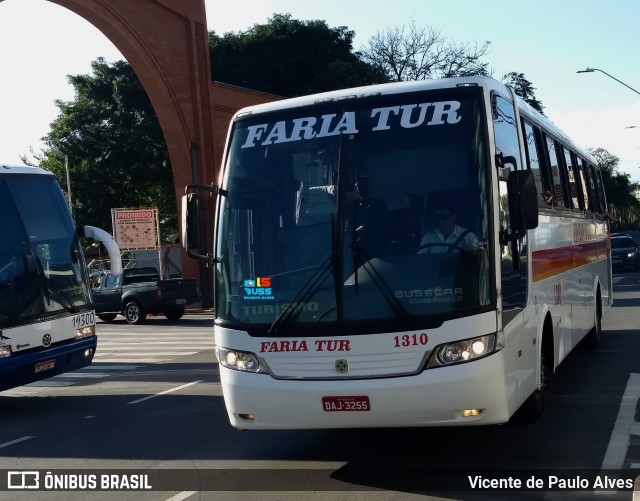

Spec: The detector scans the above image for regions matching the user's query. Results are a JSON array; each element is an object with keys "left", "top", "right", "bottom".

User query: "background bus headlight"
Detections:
[
  {"left": 217, "top": 347, "right": 264, "bottom": 373},
  {"left": 426, "top": 334, "right": 497, "bottom": 368},
  {"left": 75, "top": 325, "right": 96, "bottom": 340}
]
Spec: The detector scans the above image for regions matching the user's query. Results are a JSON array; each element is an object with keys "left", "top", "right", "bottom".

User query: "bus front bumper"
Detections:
[
  {"left": 219, "top": 350, "right": 511, "bottom": 429},
  {"left": 0, "top": 336, "right": 97, "bottom": 392}
]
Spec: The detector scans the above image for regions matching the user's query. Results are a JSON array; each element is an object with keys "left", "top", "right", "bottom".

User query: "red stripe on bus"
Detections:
[{"left": 532, "top": 240, "right": 608, "bottom": 282}]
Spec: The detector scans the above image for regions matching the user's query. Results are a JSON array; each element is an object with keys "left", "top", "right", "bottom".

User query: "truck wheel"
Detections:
[
  {"left": 124, "top": 301, "right": 146, "bottom": 325},
  {"left": 164, "top": 307, "right": 185, "bottom": 321},
  {"left": 98, "top": 314, "right": 117, "bottom": 323}
]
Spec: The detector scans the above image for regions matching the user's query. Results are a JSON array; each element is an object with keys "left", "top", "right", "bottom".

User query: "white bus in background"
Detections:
[
  {"left": 183, "top": 76, "right": 611, "bottom": 429},
  {"left": 0, "top": 165, "right": 96, "bottom": 391}
]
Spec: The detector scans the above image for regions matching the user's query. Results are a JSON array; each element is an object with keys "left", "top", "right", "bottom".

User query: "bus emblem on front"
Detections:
[{"left": 335, "top": 359, "right": 349, "bottom": 374}]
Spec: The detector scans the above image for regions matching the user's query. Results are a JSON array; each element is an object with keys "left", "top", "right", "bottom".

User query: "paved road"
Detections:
[{"left": 2, "top": 288, "right": 640, "bottom": 500}]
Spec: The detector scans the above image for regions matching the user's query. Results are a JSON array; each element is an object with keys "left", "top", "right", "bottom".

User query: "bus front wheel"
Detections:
[{"left": 514, "top": 349, "right": 549, "bottom": 423}]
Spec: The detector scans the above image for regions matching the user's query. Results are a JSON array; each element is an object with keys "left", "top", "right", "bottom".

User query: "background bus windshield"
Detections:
[
  {"left": 216, "top": 88, "right": 492, "bottom": 333},
  {"left": 0, "top": 175, "right": 93, "bottom": 328}
]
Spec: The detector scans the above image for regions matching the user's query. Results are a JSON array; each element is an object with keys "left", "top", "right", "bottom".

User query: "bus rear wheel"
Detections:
[{"left": 583, "top": 293, "right": 602, "bottom": 350}]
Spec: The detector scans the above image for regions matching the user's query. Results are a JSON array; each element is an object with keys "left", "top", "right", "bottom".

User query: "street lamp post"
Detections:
[
  {"left": 576, "top": 68, "right": 640, "bottom": 96},
  {"left": 50, "top": 149, "right": 73, "bottom": 219}
]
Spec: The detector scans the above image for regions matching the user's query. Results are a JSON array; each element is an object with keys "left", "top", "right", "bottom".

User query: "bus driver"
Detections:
[{"left": 417, "top": 203, "right": 481, "bottom": 255}]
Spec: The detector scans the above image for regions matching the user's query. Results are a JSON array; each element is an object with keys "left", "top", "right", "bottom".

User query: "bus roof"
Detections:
[
  {"left": 232, "top": 76, "right": 503, "bottom": 117},
  {"left": 231, "top": 75, "right": 597, "bottom": 165},
  {"left": 0, "top": 164, "right": 54, "bottom": 176}
]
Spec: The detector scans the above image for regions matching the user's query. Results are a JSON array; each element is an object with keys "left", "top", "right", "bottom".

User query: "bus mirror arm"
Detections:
[{"left": 181, "top": 183, "right": 219, "bottom": 264}]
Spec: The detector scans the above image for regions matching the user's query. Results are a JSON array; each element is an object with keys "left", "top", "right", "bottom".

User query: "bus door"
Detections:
[{"left": 492, "top": 95, "right": 528, "bottom": 322}]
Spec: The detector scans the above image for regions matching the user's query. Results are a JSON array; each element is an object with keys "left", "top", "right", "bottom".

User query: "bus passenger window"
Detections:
[
  {"left": 562, "top": 147, "right": 582, "bottom": 210},
  {"left": 575, "top": 156, "right": 590, "bottom": 212},
  {"left": 593, "top": 167, "right": 607, "bottom": 214},
  {"left": 587, "top": 164, "right": 601, "bottom": 213},
  {"left": 522, "top": 121, "right": 553, "bottom": 207},
  {"left": 545, "top": 137, "right": 568, "bottom": 208}
]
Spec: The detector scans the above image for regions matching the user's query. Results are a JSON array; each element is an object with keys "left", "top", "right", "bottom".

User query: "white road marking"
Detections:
[
  {"left": 0, "top": 436, "right": 34, "bottom": 449},
  {"left": 165, "top": 492, "right": 197, "bottom": 501},
  {"left": 602, "top": 373, "right": 640, "bottom": 470},
  {"left": 128, "top": 380, "right": 204, "bottom": 405}
]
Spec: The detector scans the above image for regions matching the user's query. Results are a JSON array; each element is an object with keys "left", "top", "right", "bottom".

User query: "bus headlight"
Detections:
[
  {"left": 217, "top": 347, "right": 264, "bottom": 373},
  {"left": 426, "top": 334, "right": 497, "bottom": 368},
  {"left": 75, "top": 325, "right": 96, "bottom": 340},
  {"left": 0, "top": 345, "right": 12, "bottom": 358}
]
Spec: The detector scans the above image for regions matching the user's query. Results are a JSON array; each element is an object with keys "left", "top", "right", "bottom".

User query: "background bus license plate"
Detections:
[
  {"left": 176, "top": 299, "right": 186, "bottom": 305},
  {"left": 34, "top": 359, "right": 56, "bottom": 374},
  {"left": 322, "top": 396, "right": 370, "bottom": 412}
]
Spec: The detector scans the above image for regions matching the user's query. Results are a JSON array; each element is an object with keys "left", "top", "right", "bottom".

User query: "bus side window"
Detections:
[
  {"left": 562, "top": 146, "right": 582, "bottom": 210},
  {"left": 521, "top": 120, "right": 553, "bottom": 207},
  {"left": 575, "top": 156, "right": 590, "bottom": 212},
  {"left": 593, "top": 166, "right": 608, "bottom": 215},
  {"left": 585, "top": 163, "right": 600, "bottom": 213},
  {"left": 544, "top": 135, "right": 568, "bottom": 209},
  {"left": 492, "top": 95, "right": 520, "bottom": 169}
]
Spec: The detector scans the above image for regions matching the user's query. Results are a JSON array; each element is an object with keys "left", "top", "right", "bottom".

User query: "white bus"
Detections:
[
  {"left": 0, "top": 165, "right": 96, "bottom": 391},
  {"left": 183, "top": 76, "right": 611, "bottom": 429}
]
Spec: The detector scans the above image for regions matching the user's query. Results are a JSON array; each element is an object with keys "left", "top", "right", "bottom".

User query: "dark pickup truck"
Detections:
[{"left": 92, "top": 267, "right": 198, "bottom": 325}]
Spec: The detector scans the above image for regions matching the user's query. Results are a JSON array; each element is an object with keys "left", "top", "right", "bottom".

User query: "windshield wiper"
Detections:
[
  {"left": 350, "top": 239, "right": 413, "bottom": 329},
  {"left": 268, "top": 255, "right": 334, "bottom": 335}
]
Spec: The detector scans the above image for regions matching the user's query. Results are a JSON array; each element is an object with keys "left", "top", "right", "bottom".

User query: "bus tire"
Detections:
[
  {"left": 514, "top": 323, "right": 553, "bottom": 424},
  {"left": 98, "top": 313, "right": 117, "bottom": 323},
  {"left": 583, "top": 291, "right": 602, "bottom": 350},
  {"left": 515, "top": 349, "right": 548, "bottom": 423},
  {"left": 124, "top": 300, "right": 146, "bottom": 325},
  {"left": 164, "top": 307, "right": 184, "bottom": 321}
]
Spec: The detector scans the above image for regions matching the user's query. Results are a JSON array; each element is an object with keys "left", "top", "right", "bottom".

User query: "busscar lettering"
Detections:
[
  {"left": 259, "top": 339, "right": 351, "bottom": 353},
  {"left": 241, "top": 100, "right": 462, "bottom": 148}
]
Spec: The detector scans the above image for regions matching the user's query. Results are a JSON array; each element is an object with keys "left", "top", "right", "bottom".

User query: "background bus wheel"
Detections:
[
  {"left": 97, "top": 313, "right": 117, "bottom": 323},
  {"left": 124, "top": 301, "right": 146, "bottom": 325}
]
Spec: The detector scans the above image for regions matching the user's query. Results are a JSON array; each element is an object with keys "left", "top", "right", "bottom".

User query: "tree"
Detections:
[
  {"left": 36, "top": 58, "right": 177, "bottom": 243},
  {"left": 359, "top": 21, "right": 491, "bottom": 81},
  {"left": 209, "top": 14, "right": 388, "bottom": 97},
  {"left": 502, "top": 72, "right": 545, "bottom": 114},
  {"left": 590, "top": 147, "right": 640, "bottom": 226}
]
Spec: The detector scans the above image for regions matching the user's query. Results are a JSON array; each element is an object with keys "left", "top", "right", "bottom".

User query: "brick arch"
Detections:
[
  {"left": 33, "top": 0, "right": 277, "bottom": 303},
  {"left": 48, "top": 0, "right": 214, "bottom": 207}
]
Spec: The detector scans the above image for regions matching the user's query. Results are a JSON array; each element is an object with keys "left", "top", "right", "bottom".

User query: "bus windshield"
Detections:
[
  {"left": 0, "top": 174, "right": 92, "bottom": 329},
  {"left": 216, "top": 87, "right": 492, "bottom": 333}
]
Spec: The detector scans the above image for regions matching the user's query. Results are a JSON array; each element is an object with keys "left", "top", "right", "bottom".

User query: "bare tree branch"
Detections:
[{"left": 360, "top": 22, "right": 490, "bottom": 81}]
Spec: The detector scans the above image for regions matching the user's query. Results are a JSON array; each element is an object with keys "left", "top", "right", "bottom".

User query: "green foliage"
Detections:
[
  {"left": 209, "top": 13, "right": 388, "bottom": 96},
  {"left": 590, "top": 147, "right": 640, "bottom": 224},
  {"left": 39, "top": 58, "right": 177, "bottom": 243},
  {"left": 502, "top": 72, "right": 545, "bottom": 115}
]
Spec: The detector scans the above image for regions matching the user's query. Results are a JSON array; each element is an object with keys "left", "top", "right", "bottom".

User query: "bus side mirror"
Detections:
[
  {"left": 181, "top": 183, "right": 218, "bottom": 262},
  {"left": 508, "top": 169, "right": 538, "bottom": 234},
  {"left": 181, "top": 192, "right": 200, "bottom": 251}
]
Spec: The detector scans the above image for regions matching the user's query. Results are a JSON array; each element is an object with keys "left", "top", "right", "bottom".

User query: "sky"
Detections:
[{"left": 1, "top": 0, "right": 640, "bottom": 180}]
